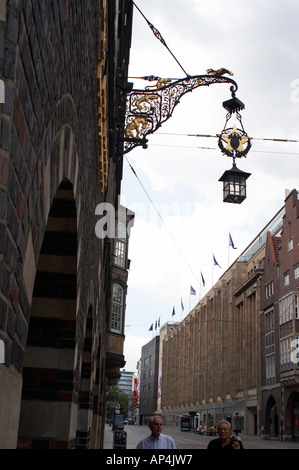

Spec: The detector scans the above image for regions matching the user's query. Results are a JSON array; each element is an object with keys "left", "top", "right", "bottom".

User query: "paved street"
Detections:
[{"left": 104, "top": 424, "right": 299, "bottom": 450}]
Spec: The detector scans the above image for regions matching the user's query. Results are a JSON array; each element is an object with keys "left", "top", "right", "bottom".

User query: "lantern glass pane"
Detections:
[{"left": 219, "top": 166, "right": 250, "bottom": 204}]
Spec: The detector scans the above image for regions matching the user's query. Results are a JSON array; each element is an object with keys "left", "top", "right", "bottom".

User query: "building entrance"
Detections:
[
  {"left": 265, "top": 395, "right": 279, "bottom": 438},
  {"left": 17, "top": 180, "right": 78, "bottom": 449},
  {"left": 291, "top": 393, "right": 299, "bottom": 440}
]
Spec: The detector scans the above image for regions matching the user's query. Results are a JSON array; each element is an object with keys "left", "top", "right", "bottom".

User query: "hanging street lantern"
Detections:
[
  {"left": 219, "top": 163, "right": 251, "bottom": 204},
  {"left": 218, "top": 88, "right": 252, "bottom": 204}
]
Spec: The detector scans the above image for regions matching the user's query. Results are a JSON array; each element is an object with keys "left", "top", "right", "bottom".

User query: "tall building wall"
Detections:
[
  {"left": 0, "top": 0, "right": 133, "bottom": 449},
  {"left": 260, "top": 189, "right": 299, "bottom": 440},
  {"left": 161, "top": 207, "right": 288, "bottom": 434},
  {"left": 139, "top": 336, "right": 160, "bottom": 423}
]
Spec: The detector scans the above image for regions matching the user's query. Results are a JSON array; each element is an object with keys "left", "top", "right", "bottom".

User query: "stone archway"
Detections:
[
  {"left": 17, "top": 179, "right": 78, "bottom": 449},
  {"left": 285, "top": 391, "right": 299, "bottom": 441},
  {"left": 265, "top": 395, "right": 279, "bottom": 439},
  {"left": 75, "top": 306, "right": 94, "bottom": 449},
  {"left": 292, "top": 392, "right": 299, "bottom": 440}
]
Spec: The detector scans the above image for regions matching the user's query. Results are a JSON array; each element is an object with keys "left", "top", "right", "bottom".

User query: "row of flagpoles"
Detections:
[
  {"left": 148, "top": 284, "right": 198, "bottom": 332},
  {"left": 148, "top": 233, "right": 238, "bottom": 332}
]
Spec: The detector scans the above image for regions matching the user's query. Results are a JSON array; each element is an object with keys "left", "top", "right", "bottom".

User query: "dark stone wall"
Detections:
[
  {"left": 1, "top": 0, "right": 101, "bottom": 373},
  {"left": 0, "top": 0, "right": 124, "bottom": 448}
]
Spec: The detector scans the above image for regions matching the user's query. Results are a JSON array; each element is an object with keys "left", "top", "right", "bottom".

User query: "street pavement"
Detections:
[{"left": 104, "top": 423, "right": 299, "bottom": 450}]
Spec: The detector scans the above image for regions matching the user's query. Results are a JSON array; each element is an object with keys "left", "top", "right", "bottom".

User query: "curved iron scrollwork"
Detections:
[{"left": 123, "top": 72, "right": 238, "bottom": 154}]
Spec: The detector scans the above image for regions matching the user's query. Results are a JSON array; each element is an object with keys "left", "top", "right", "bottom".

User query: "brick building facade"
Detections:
[
  {"left": 0, "top": 0, "right": 133, "bottom": 449},
  {"left": 260, "top": 189, "right": 299, "bottom": 440}
]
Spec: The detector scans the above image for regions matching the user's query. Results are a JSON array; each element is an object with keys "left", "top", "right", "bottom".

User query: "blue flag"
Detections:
[
  {"left": 213, "top": 254, "right": 221, "bottom": 268},
  {"left": 190, "top": 285, "right": 196, "bottom": 295},
  {"left": 149, "top": 323, "right": 153, "bottom": 331},
  {"left": 229, "top": 233, "right": 237, "bottom": 249},
  {"left": 172, "top": 307, "right": 175, "bottom": 316},
  {"left": 201, "top": 272, "right": 205, "bottom": 287},
  {"left": 181, "top": 298, "right": 184, "bottom": 311}
]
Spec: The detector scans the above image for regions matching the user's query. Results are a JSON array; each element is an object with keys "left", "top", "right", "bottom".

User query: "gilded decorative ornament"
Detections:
[
  {"left": 132, "top": 94, "right": 159, "bottom": 112},
  {"left": 145, "top": 78, "right": 173, "bottom": 90},
  {"left": 218, "top": 125, "right": 251, "bottom": 159},
  {"left": 206, "top": 68, "right": 234, "bottom": 77},
  {"left": 125, "top": 117, "right": 150, "bottom": 139}
]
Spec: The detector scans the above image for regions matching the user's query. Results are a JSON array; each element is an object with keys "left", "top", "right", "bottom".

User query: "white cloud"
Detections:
[{"left": 123, "top": 333, "right": 150, "bottom": 372}]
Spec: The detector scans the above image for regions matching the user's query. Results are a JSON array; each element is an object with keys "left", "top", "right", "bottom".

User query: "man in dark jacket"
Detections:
[{"left": 207, "top": 421, "right": 244, "bottom": 449}]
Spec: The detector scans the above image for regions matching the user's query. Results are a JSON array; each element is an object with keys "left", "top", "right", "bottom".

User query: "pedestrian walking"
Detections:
[{"left": 136, "top": 416, "right": 176, "bottom": 449}]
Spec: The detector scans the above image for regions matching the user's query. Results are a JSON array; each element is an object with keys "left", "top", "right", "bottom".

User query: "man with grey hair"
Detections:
[
  {"left": 136, "top": 415, "right": 176, "bottom": 449},
  {"left": 207, "top": 420, "right": 244, "bottom": 449}
]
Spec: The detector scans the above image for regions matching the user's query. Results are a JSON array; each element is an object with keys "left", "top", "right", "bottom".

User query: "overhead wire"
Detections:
[
  {"left": 148, "top": 144, "right": 299, "bottom": 156},
  {"left": 124, "top": 155, "right": 202, "bottom": 287},
  {"left": 156, "top": 131, "right": 299, "bottom": 143},
  {"left": 149, "top": 132, "right": 299, "bottom": 155}
]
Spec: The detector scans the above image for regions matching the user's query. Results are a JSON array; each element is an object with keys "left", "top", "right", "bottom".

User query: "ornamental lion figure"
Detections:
[{"left": 125, "top": 117, "right": 149, "bottom": 138}]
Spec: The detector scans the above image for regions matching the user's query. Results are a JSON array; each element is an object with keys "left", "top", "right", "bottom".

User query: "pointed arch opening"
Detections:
[
  {"left": 75, "top": 306, "right": 94, "bottom": 449},
  {"left": 265, "top": 395, "right": 279, "bottom": 439},
  {"left": 285, "top": 391, "right": 299, "bottom": 440},
  {"left": 18, "top": 179, "right": 78, "bottom": 449}
]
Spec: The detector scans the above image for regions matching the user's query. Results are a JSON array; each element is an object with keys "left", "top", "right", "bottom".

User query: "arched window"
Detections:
[
  {"left": 114, "top": 222, "right": 126, "bottom": 268},
  {"left": 111, "top": 284, "right": 124, "bottom": 333}
]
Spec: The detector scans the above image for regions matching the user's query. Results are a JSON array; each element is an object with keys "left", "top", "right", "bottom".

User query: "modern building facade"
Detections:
[
  {"left": 138, "top": 335, "right": 160, "bottom": 424},
  {"left": 156, "top": 322, "right": 180, "bottom": 416},
  {"left": 160, "top": 190, "right": 299, "bottom": 440},
  {"left": 117, "top": 370, "right": 135, "bottom": 395},
  {"left": 0, "top": 0, "right": 133, "bottom": 449}
]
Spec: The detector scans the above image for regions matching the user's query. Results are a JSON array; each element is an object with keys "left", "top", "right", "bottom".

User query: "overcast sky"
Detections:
[{"left": 120, "top": 0, "right": 299, "bottom": 372}]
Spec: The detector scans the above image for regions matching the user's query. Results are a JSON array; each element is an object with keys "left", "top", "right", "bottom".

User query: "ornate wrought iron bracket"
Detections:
[{"left": 123, "top": 71, "right": 238, "bottom": 154}]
